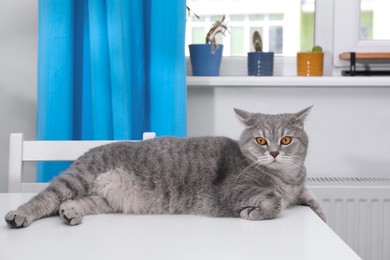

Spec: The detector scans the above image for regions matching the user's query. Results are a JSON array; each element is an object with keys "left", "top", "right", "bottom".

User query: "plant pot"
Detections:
[
  {"left": 189, "top": 44, "right": 223, "bottom": 76},
  {"left": 247, "top": 52, "right": 274, "bottom": 76},
  {"left": 297, "top": 52, "right": 324, "bottom": 76}
]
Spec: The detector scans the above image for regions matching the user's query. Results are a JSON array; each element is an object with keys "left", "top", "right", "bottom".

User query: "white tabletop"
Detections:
[{"left": 0, "top": 193, "right": 361, "bottom": 260}]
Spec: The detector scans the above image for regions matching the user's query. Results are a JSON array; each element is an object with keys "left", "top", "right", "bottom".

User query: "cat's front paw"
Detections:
[
  {"left": 240, "top": 196, "right": 282, "bottom": 221},
  {"left": 59, "top": 202, "right": 82, "bottom": 226},
  {"left": 240, "top": 207, "right": 264, "bottom": 220},
  {"left": 240, "top": 195, "right": 282, "bottom": 221},
  {"left": 5, "top": 210, "right": 32, "bottom": 228}
]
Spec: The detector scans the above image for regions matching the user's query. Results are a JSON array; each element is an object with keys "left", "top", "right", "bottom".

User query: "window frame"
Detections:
[{"left": 186, "top": 13, "right": 288, "bottom": 56}]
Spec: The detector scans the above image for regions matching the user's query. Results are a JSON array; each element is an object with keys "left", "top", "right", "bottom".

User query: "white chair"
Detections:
[{"left": 8, "top": 132, "right": 156, "bottom": 193}]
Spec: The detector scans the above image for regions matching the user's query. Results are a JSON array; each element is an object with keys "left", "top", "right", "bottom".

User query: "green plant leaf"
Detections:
[
  {"left": 252, "top": 31, "right": 263, "bottom": 52},
  {"left": 312, "top": 45, "right": 323, "bottom": 52}
]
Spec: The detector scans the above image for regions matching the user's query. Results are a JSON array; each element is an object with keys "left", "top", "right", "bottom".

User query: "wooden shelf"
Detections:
[
  {"left": 339, "top": 52, "right": 390, "bottom": 76},
  {"left": 339, "top": 52, "right": 390, "bottom": 60}
]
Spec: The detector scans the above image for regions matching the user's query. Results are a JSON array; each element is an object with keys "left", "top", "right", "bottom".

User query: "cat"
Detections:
[{"left": 5, "top": 107, "right": 325, "bottom": 228}]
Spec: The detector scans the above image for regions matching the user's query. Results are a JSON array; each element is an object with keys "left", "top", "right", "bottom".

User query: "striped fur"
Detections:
[{"left": 5, "top": 107, "right": 325, "bottom": 228}]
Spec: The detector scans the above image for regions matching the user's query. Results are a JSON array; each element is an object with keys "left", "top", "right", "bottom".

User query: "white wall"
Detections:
[
  {"left": 0, "top": 1, "right": 37, "bottom": 192},
  {"left": 188, "top": 86, "right": 390, "bottom": 178}
]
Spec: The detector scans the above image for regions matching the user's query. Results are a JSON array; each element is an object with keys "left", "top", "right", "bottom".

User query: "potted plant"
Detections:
[
  {"left": 297, "top": 45, "right": 324, "bottom": 76},
  {"left": 247, "top": 31, "right": 274, "bottom": 76},
  {"left": 189, "top": 15, "right": 228, "bottom": 76}
]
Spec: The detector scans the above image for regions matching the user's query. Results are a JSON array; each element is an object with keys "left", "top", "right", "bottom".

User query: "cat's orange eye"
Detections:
[
  {"left": 255, "top": 137, "right": 267, "bottom": 145},
  {"left": 281, "top": 136, "right": 293, "bottom": 145}
]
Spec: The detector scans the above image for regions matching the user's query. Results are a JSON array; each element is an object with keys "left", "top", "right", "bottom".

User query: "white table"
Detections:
[{"left": 0, "top": 193, "right": 361, "bottom": 260}]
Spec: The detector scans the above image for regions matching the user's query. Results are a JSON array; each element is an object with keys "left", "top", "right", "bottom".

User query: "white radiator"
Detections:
[{"left": 307, "top": 177, "right": 390, "bottom": 260}]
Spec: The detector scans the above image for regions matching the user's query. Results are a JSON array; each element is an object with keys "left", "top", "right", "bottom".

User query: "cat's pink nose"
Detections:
[{"left": 270, "top": 151, "right": 279, "bottom": 158}]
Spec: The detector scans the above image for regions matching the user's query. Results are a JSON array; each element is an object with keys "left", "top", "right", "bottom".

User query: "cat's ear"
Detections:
[
  {"left": 234, "top": 108, "right": 252, "bottom": 125},
  {"left": 293, "top": 106, "right": 313, "bottom": 127}
]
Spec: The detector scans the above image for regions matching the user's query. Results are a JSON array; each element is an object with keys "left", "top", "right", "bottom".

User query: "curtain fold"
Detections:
[
  {"left": 88, "top": 0, "right": 113, "bottom": 140},
  {"left": 149, "top": 0, "right": 187, "bottom": 137},
  {"left": 37, "top": 0, "right": 187, "bottom": 182}
]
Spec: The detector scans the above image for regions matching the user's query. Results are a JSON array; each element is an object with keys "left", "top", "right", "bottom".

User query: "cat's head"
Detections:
[{"left": 234, "top": 107, "right": 311, "bottom": 170}]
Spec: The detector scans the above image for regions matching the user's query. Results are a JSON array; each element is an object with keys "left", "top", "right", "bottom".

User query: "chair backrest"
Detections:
[{"left": 8, "top": 132, "right": 156, "bottom": 193}]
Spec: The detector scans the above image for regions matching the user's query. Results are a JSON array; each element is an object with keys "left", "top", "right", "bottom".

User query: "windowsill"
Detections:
[{"left": 187, "top": 76, "right": 390, "bottom": 88}]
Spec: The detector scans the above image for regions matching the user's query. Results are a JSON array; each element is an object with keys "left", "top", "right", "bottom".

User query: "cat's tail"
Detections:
[{"left": 5, "top": 168, "right": 91, "bottom": 228}]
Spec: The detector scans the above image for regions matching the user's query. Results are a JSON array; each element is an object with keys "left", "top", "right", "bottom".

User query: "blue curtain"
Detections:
[{"left": 37, "top": 0, "right": 187, "bottom": 182}]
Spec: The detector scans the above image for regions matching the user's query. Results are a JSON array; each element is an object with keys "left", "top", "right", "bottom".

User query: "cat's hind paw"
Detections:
[
  {"left": 59, "top": 202, "right": 82, "bottom": 226},
  {"left": 314, "top": 209, "right": 327, "bottom": 222},
  {"left": 5, "top": 210, "right": 32, "bottom": 228}
]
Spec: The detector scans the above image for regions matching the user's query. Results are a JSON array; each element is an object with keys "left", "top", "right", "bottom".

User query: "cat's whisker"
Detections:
[{"left": 233, "top": 161, "right": 259, "bottom": 183}]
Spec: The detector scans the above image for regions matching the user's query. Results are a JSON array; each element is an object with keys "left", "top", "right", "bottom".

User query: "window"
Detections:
[
  {"left": 360, "top": 0, "right": 390, "bottom": 40},
  {"left": 186, "top": 0, "right": 390, "bottom": 75},
  {"left": 185, "top": 0, "right": 315, "bottom": 56},
  {"left": 333, "top": 0, "right": 390, "bottom": 67}
]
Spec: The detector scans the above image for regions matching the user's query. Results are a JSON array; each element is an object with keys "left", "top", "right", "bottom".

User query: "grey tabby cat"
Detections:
[{"left": 5, "top": 107, "right": 325, "bottom": 228}]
